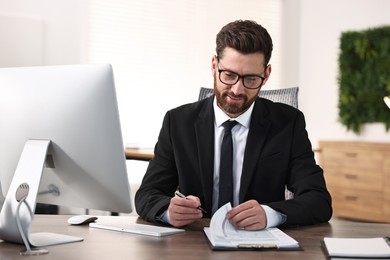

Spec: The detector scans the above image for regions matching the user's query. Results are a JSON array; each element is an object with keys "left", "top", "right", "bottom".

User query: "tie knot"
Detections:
[{"left": 222, "top": 120, "right": 238, "bottom": 132}]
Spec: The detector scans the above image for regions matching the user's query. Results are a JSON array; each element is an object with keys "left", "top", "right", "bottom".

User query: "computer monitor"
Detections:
[{"left": 0, "top": 64, "right": 132, "bottom": 248}]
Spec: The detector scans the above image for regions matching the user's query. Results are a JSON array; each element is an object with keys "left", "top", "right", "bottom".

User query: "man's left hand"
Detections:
[{"left": 226, "top": 200, "right": 267, "bottom": 230}]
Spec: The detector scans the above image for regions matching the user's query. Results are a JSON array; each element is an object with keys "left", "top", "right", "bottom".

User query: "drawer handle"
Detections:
[
  {"left": 345, "top": 152, "right": 358, "bottom": 158},
  {"left": 345, "top": 195, "right": 358, "bottom": 201},
  {"left": 345, "top": 174, "right": 358, "bottom": 180}
]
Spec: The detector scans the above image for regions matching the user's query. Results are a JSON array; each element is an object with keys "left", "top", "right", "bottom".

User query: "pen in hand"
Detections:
[{"left": 175, "top": 191, "right": 207, "bottom": 214}]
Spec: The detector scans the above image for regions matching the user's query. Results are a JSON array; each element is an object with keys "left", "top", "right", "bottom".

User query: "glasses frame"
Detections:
[{"left": 216, "top": 60, "right": 266, "bottom": 90}]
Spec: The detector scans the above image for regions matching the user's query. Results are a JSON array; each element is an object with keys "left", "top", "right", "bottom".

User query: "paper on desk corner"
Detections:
[{"left": 323, "top": 237, "right": 390, "bottom": 258}]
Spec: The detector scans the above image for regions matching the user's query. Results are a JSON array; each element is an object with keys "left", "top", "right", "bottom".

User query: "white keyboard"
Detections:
[{"left": 89, "top": 222, "right": 185, "bottom": 237}]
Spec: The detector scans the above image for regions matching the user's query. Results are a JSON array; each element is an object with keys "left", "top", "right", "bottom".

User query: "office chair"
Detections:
[{"left": 198, "top": 86, "right": 299, "bottom": 200}]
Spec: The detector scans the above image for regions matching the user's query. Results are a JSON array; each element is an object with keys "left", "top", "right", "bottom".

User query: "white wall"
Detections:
[
  {"left": 0, "top": 0, "right": 285, "bottom": 149},
  {"left": 296, "top": 0, "right": 390, "bottom": 148},
  {"left": 1, "top": 0, "right": 389, "bottom": 148},
  {"left": 0, "top": 14, "right": 44, "bottom": 67},
  {"left": 84, "top": 1, "right": 284, "bottom": 148},
  {"left": 0, "top": 0, "right": 84, "bottom": 65}
]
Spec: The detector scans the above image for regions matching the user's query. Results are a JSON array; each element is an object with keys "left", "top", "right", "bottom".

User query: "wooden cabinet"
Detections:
[{"left": 318, "top": 141, "right": 390, "bottom": 223}]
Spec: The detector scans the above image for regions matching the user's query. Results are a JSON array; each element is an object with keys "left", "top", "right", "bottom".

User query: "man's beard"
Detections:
[{"left": 214, "top": 76, "right": 258, "bottom": 116}]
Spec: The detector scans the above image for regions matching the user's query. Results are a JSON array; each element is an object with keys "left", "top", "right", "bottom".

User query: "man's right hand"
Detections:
[{"left": 168, "top": 195, "right": 203, "bottom": 227}]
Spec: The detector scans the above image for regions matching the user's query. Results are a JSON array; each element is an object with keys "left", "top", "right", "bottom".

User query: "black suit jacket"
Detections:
[{"left": 135, "top": 96, "right": 332, "bottom": 227}]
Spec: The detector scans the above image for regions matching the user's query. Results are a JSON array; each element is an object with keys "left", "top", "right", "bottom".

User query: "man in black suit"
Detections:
[{"left": 135, "top": 20, "right": 332, "bottom": 230}]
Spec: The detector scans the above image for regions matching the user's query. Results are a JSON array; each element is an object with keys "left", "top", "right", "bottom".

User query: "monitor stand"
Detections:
[{"left": 0, "top": 140, "right": 83, "bottom": 252}]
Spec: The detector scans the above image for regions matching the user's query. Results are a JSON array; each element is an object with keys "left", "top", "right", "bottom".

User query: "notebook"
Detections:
[
  {"left": 89, "top": 221, "right": 185, "bottom": 237},
  {"left": 323, "top": 237, "right": 390, "bottom": 258}
]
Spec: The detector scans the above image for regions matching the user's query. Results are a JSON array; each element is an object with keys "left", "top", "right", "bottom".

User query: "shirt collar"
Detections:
[{"left": 213, "top": 97, "right": 254, "bottom": 128}]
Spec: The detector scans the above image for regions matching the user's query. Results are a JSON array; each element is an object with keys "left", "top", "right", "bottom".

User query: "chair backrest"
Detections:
[
  {"left": 199, "top": 86, "right": 299, "bottom": 200},
  {"left": 198, "top": 87, "right": 299, "bottom": 108}
]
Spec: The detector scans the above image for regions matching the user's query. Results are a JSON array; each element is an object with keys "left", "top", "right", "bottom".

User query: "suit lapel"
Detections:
[
  {"left": 239, "top": 99, "right": 271, "bottom": 203},
  {"left": 194, "top": 97, "right": 215, "bottom": 213}
]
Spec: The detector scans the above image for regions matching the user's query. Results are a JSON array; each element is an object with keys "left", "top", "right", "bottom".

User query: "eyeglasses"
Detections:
[{"left": 217, "top": 63, "right": 265, "bottom": 89}]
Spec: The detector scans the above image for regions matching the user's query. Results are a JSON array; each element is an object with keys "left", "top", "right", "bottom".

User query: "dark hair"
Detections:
[{"left": 216, "top": 20, "right": 273, "bottom": 67}]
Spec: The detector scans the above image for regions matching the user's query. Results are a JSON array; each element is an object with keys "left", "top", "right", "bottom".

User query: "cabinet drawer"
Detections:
[
  {"left": 384, "top": 192, "right": 390, "bottom": 216},
  {"left": 319, "top": 141, "right": 390, "bottom": 223},
  {"left": 384, "top": 156, "right": 390, "bottom": 193},
  {"left": 325, "top": 168, "right": 382, "bottom": 191},
  {"left": 329, "top": 187, "right": 383, "bottom": 220},
  {"left": 321, "top": 148, "right": 383, "bottom": 172}
]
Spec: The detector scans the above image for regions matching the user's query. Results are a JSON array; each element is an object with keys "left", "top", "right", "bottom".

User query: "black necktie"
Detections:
[{"left": 218, "top": 120, "right": 238, "bottom": 208}]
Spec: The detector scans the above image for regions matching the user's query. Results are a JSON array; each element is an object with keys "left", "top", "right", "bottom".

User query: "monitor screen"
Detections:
[{"left": 0, "top": 64, "right": 132, "bottom": 246}]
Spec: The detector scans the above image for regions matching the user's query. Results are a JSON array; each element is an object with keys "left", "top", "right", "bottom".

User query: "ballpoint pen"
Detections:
[{"left": 174, "top": 191, "right": 207, "bottom": 214}]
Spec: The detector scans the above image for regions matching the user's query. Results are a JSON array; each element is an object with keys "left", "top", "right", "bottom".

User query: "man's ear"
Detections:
[
  {"left": 211, "top": 55, "right": 218, "bottom": 77},
  {"left": 262, "top": 64, "right": 272, "bottom": 85}
]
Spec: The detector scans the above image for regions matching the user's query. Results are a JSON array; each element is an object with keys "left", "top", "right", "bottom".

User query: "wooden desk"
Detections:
[
  {"left": 125, "top": 148, "right": 154, "bottom": 161},
  {"left": 1, "top": 215, "right": 390, "bottom": 259}
]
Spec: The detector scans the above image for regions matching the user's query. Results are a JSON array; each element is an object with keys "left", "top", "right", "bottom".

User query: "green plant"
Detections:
[{"left": 338, "top": 25, "right": 390, "bottom": 134}]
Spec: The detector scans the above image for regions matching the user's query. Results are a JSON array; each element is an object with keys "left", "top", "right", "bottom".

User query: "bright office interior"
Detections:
[{"left": 0, "top": 0, "right": 390, "bottom": 215}]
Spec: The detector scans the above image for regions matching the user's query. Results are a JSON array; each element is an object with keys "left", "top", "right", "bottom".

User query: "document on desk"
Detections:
[
  {"left": 203, "top": 203, "right": 300, "bottom": 250},
  {"left": 89, "top": 221, "right": 185, "bottom": 237},
  {"left": 323, "top": 237, "right": 390, "bottom": 259}
]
